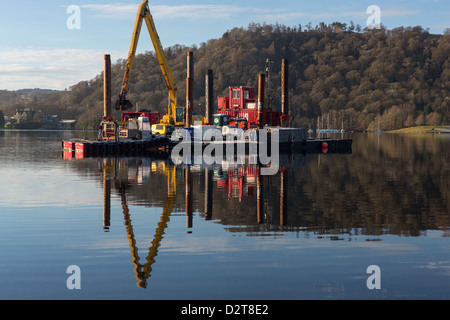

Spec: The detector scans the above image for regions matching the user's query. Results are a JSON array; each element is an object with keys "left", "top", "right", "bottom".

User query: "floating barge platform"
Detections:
[
  {"left": 62, "top": 136, "right": 170, "bottom": 159},
  {"left": 168, "top": 138, "right": 352, "bottom": 155},
  {"left": 63, "top": 55, "right": 352, "bottom": 160},
  {"left": 62, "top": 127, "right": 351, "bottom": 159},
  {"left": 167, "top": 127, "right": 352, "bottom": 155}
]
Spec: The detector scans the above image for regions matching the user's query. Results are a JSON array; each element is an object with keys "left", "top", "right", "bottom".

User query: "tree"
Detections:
[
  {"left": 426, "top": 112, "right": 442, "bottom": 126},
  {"left": 0, "top": 110, "right": 4, "bottom": 128},
  {"left": 349, "top": 21, "right": 355, "bottom": 32},
  {"left": 1, "top": 21, "right": 448, "bottom": 131}
]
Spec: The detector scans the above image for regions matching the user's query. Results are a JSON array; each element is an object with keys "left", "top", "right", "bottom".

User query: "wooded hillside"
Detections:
[{"left": 1, "top": 23, "right": 449, "bottom": 131}]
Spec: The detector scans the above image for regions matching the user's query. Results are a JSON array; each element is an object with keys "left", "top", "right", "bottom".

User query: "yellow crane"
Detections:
[{"left": 116, "top": 0, "right": 185, "bottom": 130}]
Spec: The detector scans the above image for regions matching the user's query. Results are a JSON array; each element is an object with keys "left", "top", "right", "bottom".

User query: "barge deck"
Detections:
[{"left": 62, "top": 135, "right": 352, "bottom": 159}]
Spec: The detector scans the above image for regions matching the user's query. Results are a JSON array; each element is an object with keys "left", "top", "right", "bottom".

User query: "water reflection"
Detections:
[
  {"left": 94, "top": 154, "right": 304, "bottom": 287},
  {"left": 68, "top": 132, "right": 450, "bottom": 241},
  {"left": 95, "top": 155, "right": 305, "bottom": 224},
  {"left": 98, "top": 157, "right": 176, "bottom": 288},
  {"left": 2, "top": 130, "right": 450, "bottom": 298},
  {"left": 62, "top": 133, "right": 450, "bottom": 291}
]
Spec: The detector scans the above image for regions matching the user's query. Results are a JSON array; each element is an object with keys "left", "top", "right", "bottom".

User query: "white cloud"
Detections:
[
  {"left": 76, "top": 3, "right": 424, "bottom": 30},
  {"left": 152, "top": 5, "right": 246, "bottom": 20},
  {"left": 80, "top": 4, "right": 139, "bottom": 19},
  {"left": 81, "top": 4, "right": 247, "bottom": 20},
  {"left": 374, "top": 9, "right": 422, "bottom": 18},
  {"left": 341, "top": 9, "right": 421, "bottom": 20},
  {"left": 0, "top": 48, "right": 126, "bottom": 90},
  {"left": 259, "top": 11, "right": 335, "bottom": 22},
  {"left": 259, "top": 7, "right": 422, "bottom": 23}
]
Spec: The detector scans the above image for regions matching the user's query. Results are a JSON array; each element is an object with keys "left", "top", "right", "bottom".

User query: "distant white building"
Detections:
[
  {"left": 7, "top": 107, "right": 76, "bottom": 129},
  {"left": 13, "top": 108, "right": 34, "bottom": 124},
  {"left": 60, "top": 120, "right": 77, "bottom": 129}
]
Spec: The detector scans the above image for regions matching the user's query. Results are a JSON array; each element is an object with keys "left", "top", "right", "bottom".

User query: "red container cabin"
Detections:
[
  {"left": 63, "top": 141, "right": 75, "bottom": 151},
  {"left": 217, "top": 86, "right": 282, "bottom": 127},
  {"left": 75, "top": 142, "right": 89, "bottom": 159},
  {"left": 121, "top": 110, "right": 161, "bottom": 124}
]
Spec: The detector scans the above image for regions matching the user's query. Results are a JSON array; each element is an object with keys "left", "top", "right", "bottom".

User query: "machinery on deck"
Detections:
[
  {"left": 115, "top": 0, "right": 185, "bottom": 136},
  {"left": 216, "top": 59, "right": 291, "bottom": 130},
  {"left": 217, "top": 86, "right": 284, "bottom": 129}
]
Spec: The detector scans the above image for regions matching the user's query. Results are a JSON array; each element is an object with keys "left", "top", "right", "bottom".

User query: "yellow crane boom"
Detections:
[{"left": 116, "top": 0, "right": 184, "bottom": 127}]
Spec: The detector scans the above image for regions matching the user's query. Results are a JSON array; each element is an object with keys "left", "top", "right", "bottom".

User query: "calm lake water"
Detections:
[{"left": 0, "top": 129, "right": 449, "bottom": 300}]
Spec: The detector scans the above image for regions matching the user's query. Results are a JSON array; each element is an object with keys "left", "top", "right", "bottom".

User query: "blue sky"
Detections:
[{"left": 0, "top": 0, "right": 448, "bottom": 90}]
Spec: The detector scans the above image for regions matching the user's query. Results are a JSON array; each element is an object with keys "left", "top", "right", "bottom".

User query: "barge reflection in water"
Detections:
[
  {"left": 1, "top": 130, "right": 449, "bottom": 299},
  {"left": 95, "top": 154, "right": 305, "bottom": 288},
  {"left": 77, "top": 134, "right": 450, "bottom": 295}
]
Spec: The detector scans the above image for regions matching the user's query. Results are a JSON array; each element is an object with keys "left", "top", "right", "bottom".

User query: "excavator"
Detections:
[{"left": 116, "top": 0, "right": 185, "bottom": 135}]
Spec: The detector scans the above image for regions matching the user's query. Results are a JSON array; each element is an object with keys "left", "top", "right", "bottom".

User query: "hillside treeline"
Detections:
[{"left": 1, "top": 22, "right": 449, "bottom": 130}]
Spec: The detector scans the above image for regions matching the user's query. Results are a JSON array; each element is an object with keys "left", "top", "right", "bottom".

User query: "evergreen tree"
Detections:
[{"left": 0, "top": 110, "right": 5, "bottom": 128}]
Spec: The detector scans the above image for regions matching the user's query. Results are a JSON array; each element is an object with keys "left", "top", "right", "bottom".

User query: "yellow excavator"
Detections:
[{"left": 116, "top": 0, "right": 185, "bottom": 132}]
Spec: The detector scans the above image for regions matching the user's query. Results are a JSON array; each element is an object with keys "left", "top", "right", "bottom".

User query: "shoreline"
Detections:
[{"left": 388, "top": 125, "right": 450, "bottom": 134}]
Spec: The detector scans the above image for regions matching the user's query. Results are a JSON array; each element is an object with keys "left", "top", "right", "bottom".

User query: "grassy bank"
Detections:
[{"left": 390, "top": 126, "right": 450, "bottom": 133}]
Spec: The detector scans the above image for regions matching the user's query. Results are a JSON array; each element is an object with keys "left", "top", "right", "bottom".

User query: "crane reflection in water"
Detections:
[
  {"left": 98, "top": 154, "right": 302, "bottom": 288},
  {"left": 100, "top": 157, "right": 175, "bottom": 288}
]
